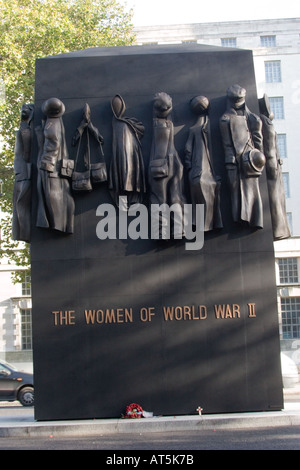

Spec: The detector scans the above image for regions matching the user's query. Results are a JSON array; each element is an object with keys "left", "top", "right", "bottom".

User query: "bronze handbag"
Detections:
[
  {"left": 72, "top": 169, "right": 92, "bottom": 192},
  {"left": 90, "top": 162, "right": 107, "bottom": 183},
  {"left": 61, "top": 158, "right": 74, "bottom": 178},
  {"left": 72, "top": 133, "right": 93, "bottom": 192},
  {"left": 90, "top": 140, "right": 107, "bottom": 183},
  {"left": 40, "top": 155, "right": 56, "bottom": 172}
]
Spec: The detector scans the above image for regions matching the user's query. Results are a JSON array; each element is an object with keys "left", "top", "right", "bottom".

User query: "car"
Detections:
[{"left": 0, "top": 360, "right": 34, "bottom": 406}]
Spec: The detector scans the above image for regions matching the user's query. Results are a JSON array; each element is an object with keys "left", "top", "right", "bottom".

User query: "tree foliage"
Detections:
[{"left": 0, "top": 0, "right": 134, "bottom": 282}]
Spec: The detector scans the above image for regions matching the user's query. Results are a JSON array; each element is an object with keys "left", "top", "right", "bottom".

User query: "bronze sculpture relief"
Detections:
[
  {"left": 149, "top": 92, "right": 186, "bottom": 238},
  {"left": 185, "top": 96, "right": 223, "bottom": 231},
  {"left": 12, "top": 104, "right": 34, "bottom": 242},
  {"left": 72, "top": 103, "right": 107, "bottom": 192},
  {"left": 259, "top": 94, "right": 290, "bottom": 240},
  {"left": 36, "top": 98, "right": 75, "bottom": 233},
  {"left": 17, "top": 88, "right": 282, "bottom": 241},
  {"left": 220, "top": 84, "right": 266, "bottom": 228},
  {"left": 109, "top": 95, "right": 146, "bottom": 209}
]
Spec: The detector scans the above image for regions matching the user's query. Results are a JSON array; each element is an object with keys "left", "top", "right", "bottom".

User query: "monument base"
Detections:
[{"left": 31, "top": 44, "right": 283, "bottom": 420}]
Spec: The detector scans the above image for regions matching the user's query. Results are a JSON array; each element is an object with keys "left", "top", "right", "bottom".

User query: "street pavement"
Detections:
[
  {"left": 0, "top": 383, "right": 300, "bottom": 440},
  {"left": 1, "top": 425, "right": 300, "bottom": 450}
]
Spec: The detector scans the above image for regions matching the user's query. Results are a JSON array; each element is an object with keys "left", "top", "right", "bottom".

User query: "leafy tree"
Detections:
[{"left": 0, "top": 0, "right": 134, "bottom": 282}]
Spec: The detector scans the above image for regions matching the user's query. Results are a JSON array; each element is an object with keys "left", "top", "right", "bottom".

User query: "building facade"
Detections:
[
  {"left": 134, "top": 18, "right": 300, "bottom": 365},
  {"left": 0, "top": 242, "right": 32, "bottom": 372}
]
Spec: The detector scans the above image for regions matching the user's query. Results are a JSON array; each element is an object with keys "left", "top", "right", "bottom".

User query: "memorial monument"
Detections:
[{"left": 21, "top": 44, "right": 285, "bottom": 420}]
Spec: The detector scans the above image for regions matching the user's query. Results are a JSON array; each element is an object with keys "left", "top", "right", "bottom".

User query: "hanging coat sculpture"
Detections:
[
  {"left": 149, "top": 92, "right": 186, "bottom": 239},
  {"left": 185, "top": 96, "right": 223, "bottom": 231},
  {"left": 220, "top": 84, "right": 266, "bottom": 229},
  {"left": 109, "top": 94, "right": 146, "bottom": 209},
  {"left": 36, "top": 97, "right": 75, "bottom": 234},
  {"left": 259, "top": 94, "right": 290, "bottom": 240},
  {"left": 12, "top": 103, "right": 34, "bottom": 242}
]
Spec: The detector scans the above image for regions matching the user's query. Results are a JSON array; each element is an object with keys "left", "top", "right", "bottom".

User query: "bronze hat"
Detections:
[{"left": 42, "top": 97, "right": 65, "bottom": 118}]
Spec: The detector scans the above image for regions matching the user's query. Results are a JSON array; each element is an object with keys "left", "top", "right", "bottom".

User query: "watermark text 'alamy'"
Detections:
[{"left": 95, "top": 196, "right": 204, "bottom": 250}]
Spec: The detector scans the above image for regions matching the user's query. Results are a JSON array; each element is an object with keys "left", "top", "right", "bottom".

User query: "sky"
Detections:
[{"left": 118, "top": 0, "right": 299, "bottom": 26}]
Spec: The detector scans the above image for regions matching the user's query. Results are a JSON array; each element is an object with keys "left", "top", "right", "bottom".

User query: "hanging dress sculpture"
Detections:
[
  {"left": 71, "top": 103, "right": 107, "bottom": 192},
  {"left": 109, "top": 95, "right": 146, "bottom": 209},
  {"left": 220, "top": 84, "right": 266, "bottom": 229},
  {"left": 149, "top": 92, "right": 186, "bottom": 239},
  {"left": 185, "top": 96, "right": 223, "bottom": 231},
  {"left": 12, "top": 104, "right": 34, "bottom": 242},
  {"left": 36, "top": 98, "right": 75, "bottom": 234},
  {"left": 259, "top": 94, "right": 290, "bottom": 240}
]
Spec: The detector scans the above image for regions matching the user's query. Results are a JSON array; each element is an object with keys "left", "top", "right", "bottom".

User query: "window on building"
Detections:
[
  {"left": 265, "top": 61, "right": 282, "bottom": 83},
  {"left": 260, "top": 35, "right": 276, "bottom": 47},
  {"left": 287, "top": 213, "right": 293, "bottom": 236},
  {"left": 269, "top": 97, "right": 285, "bottom": 119},
  {"left": 282, "top": 172, "right": 290, "bottom": 198},
  {"left": 281, "top": 297, "right": 300, "bottom": 339},
  {"left": 221, "top": 38, "right": 237, "bottom": 48},
  {"left": 278, "top": 258, "right": 299, "bottom": 284},
  {"left": 181, "top": 40, "right": 197, "bottom": 44},
  {"left": 22, "top": 275, "right": 31, "bottom": 296},
  {"left": 277, "top": 134, "right": 287, "bottom": 158},
  {"left": 20, "top": 308, "right": 32, "bottom": 350}
]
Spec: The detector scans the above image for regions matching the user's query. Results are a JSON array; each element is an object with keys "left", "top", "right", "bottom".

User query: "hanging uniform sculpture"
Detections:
[
  {"left": 109, "top": 94, "right": 146, "bottom": 209},
  {"left": 259, "top": 94, "right": 290, "bottom": 240},
  {"left": 149, "top": 92, "right": 186, "bottom": 238},
  {"left": 185, "top": 96, "right": 223, "bottom": 231},
  {"left": 12, "top": 104, "right": 34, "bottom": 243},
  {"left": 220, "top": 84, "right": 266, "bottom": 229},
  {"left": 35, "top": 98, "right": 75, "bottom": 234}
]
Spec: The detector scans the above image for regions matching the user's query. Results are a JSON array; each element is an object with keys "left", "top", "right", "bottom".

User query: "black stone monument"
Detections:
[{"left": 30, "top": 44, "right": 283, "bottom": 420}]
